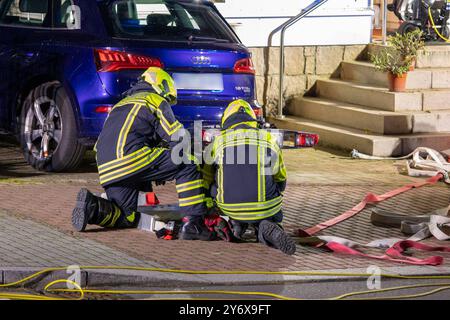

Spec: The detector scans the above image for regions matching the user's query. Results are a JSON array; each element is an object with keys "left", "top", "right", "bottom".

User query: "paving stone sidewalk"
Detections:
[{"left": 1, "top": 137, "right": 450, "bottom": 276}]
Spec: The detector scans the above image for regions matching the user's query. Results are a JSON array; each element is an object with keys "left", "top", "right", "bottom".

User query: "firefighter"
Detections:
[
  {"left": 203, "top": 100, "right": 296, "bottom": 255},
  {"left": 72, "top": 67, "right": 213, "bottom": 241}
]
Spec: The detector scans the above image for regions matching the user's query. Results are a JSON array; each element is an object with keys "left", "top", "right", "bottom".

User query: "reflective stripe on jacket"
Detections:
[
  {"left": 204, "top": 124, "right": 287, "bottom": 221},
  {"left": 95, "top": 91, "right": 183, "bottom": 186}
]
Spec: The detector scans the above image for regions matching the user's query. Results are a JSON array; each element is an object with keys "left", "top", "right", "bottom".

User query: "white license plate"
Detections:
[{"left": 172, "top": 73, "right": 224, "bottom": 91}]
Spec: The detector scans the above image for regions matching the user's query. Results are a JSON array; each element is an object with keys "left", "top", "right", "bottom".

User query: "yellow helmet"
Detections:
[
  {"left": 141, "top": 67, "right": 177, "bottom": 105},
  {"left": 221, "top": 99, "right": 257, "bottom": 128}
]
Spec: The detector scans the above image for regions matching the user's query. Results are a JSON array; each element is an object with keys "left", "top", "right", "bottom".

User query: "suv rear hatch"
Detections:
[{"left": 96, "top": 0, "right": 256, "bottom": 126}]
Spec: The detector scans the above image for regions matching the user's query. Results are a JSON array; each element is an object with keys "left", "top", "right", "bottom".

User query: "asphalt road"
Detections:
[{"left": 72, "top": 278, "right": 450, "bottom": 300}]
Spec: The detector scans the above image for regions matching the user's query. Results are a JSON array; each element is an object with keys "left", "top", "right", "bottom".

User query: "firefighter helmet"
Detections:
[
  {"left": 141, "top": 67, "right": 177, "bottom": 105},
  {"left": 221, "top": 99, "right": 257, "bottom": 128}
]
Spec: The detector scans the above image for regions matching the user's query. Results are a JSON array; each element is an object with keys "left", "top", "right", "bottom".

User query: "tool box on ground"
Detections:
[{"left": 136, "top": 192, "right": 182, "bottom": 233}]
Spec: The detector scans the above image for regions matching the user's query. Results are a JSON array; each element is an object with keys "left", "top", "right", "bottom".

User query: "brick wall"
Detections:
[{"left": 250, "top": 45, "right": 367, "bottom": 116}]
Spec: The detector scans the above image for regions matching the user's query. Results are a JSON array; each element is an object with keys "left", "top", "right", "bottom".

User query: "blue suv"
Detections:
[{"left": 0, "top": 0, "right": 259, "bottom": 171}]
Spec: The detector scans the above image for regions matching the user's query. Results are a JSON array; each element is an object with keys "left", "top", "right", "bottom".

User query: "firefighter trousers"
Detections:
[{"left": 104, "top": 149, "right": 207, "bottom": 227}]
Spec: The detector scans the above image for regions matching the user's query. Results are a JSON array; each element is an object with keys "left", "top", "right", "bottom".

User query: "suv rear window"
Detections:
[
  {"left": 0, "top": 0, "right": 50, "bottom": 27},
  {"left": 104, "top": 0, "right": 239, "bottom": 43}
]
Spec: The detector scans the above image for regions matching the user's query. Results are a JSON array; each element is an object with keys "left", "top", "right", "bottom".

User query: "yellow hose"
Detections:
[
  {"left": 1, "top": 265, "right": 450, "bottom": 300},
  {"left": 428, "top": 6, "right": 450, "bottom": 42},
  {"left": 332, "top": 282, "right": 450, "bottom": 300}
]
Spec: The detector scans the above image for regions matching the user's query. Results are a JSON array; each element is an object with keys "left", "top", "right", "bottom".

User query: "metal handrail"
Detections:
[
  {"left": 382, "top": 0, "right": 388, "bottom": 45},
  {"left": 268, "top": 0, "right": 329, "bottom": 119}
]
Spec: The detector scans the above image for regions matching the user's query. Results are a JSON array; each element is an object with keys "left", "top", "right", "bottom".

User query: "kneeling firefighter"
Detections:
[
  {"left": 203, "top": 100, "right": 297, "bottom": 255},
  {"left": 72, "top": 67, "right": 213, "bottom": 241}
]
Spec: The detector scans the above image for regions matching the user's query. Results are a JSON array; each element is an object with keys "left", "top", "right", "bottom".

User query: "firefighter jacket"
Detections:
[
  {"left": 95, "top": 85, "right": 183, "bottom": 186},
  {"left": 203, "top": 114, "right": 287, "bottom": 221}
]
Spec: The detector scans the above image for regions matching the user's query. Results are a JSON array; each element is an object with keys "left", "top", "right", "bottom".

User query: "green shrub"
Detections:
[{"left": 370, "top": 50, "right": 411, "bottom": 76}]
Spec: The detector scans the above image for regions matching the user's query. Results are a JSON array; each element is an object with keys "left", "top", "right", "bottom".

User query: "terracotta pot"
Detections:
[{"left": 388, "top": 72, "right": 408, "bottom": 92}]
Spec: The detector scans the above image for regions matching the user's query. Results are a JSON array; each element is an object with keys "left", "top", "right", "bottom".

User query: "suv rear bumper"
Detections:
[{"left": 79, "top": 99, "right": 260, "bottom": 139}]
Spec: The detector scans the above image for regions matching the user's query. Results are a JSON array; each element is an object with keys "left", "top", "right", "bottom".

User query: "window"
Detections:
[
  {"left": 0, "top": 0, "right": 51, "bottom": 27},
  {"left": 54, "top": 0, "right": 79, "bottom": 29},
  {"left": 105, "top": 0, "right": 238, "bottom": 43}
]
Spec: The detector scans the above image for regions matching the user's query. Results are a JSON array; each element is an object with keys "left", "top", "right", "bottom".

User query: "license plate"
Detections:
[{"left": 172, "top": 73, "right": 224, "bottom": 91}]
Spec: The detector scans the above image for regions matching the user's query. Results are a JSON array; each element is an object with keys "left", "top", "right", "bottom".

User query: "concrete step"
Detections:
[
  {"left": 287, "top": 97, "right": 411, "bottom": 134},
  {"left": 315, "top": 79, "right": 423, "bottom": 112},
  {"left": 340, "top": 61, "right": 448, "bottom": 90},
  {"left": 288, "top": 97, "right": 450, "bottom": 135},
  {"left": 269, "top": 115, "right": 450, "bottom": 157},
  {"left": 368, "top": 43, "right": 450, "bottom": 69}
]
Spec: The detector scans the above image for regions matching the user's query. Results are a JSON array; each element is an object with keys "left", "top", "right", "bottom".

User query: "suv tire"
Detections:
[{"left": 20, "top": 82, "right": 85, "bottom": 172}]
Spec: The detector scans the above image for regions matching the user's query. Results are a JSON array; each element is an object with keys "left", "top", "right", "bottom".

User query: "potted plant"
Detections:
[
  {"left": 388, "top": 29, "right": 425, "bottom": 71},
  {"left": 370, "top": 50, "right": 411, "bottom": 92}
]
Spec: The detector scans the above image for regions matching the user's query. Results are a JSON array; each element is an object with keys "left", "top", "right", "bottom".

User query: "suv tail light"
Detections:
[
  {"left": 94, "top": 49, "right": 163, "bottom": 72},
  {"left": 296, "top": 133, "right": 320, "bottom": 148},
  {"left": 252, "top": 107, "right": 263, "bottom": 118},
  {"left": 95, "top": 106, "right": 112, "bottom": 114},
  {"left": 234, "top": 58, "right": 255, "bottom": 74}
]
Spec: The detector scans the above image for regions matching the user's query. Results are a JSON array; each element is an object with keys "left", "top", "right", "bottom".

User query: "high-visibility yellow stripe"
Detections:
[
  {"left": 257, "top": 145, "right": 262, "bottom": 202},
  {"left": 217, "top": 136, "right": 273, "bottom": 147},
  {"left": 112, "top": 99, "right": 146, "bottom": 111},
  {"left": 228, "top": 121, "right": 258, "bottom": 129},
  {"left": 176, "top": 180, "right": 204, "bottom": 193},
  {"left": 215, "top": 141, "right": 274, "bottom": 160},
  {"left": 179, "top": 194, "right": 205, "bottom": 202},
  {"left": 99, "top": 211, "right": 113, "bottom": 227},
  {"left": 176, "top": 179, "right": 203, "bottom": 190},
  {"left": 217, "top": 196, "right": 282, "bottom": 211},
  {"left": 179, "top": 194, "right": 205, "bottom": 207},
  {"left": 100, "top": 148, "right": 164, "bottom": 184},
  {"left": 177, "top": 184, "right": 205, "bottom": 194},
  {"left": 158, "top": 114, "right": 182, "bottom": 136},
  {"left": 116, "top": 104, "right": 142, "bottom": 158},
  {"left": 98, "top": 147, "right": 152, "bottom": 171},
  {"left": 126, "top": 212, "right": 136, "bottom": 223},
  {"left": 98, "top": 148, "right": 153, "bottom": 174},
  {"left": 260, "top": 144, "right": 266, "bottom": 202},
  {"left": 225, "top": 203, "right": 281, "bottom": 216},
  {"left": 217, "top": 158, "right": 224, "bottom": 203},
  {"left": 119, "top": 104, "right": 143, "bottom": 158},
  {"left": 99, "top": 149, "right": 164, "bottom": 185},
  {"left": 219, "top": 203, "right": 282, "bottom": 221},
  {"left": 116, "top": 104, "right": 138, "bottom": 158},
  {"left": 107, "top": 206, "right": 122, "bottom": 228},
  {"left": 216, "top": 129, "right": 277, "bottom": 148},
  {"left": 143, "top": 93, "right": 182, "bottom": 135},
  {"left": 179, "top": 198, "right": 206, "bottom": 207}
]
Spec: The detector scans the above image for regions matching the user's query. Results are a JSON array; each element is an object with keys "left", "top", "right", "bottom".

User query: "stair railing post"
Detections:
[
  {"left": 268, "top": 0, "right": 329, "bottom": 120},
  {"left": 278, "top": 26, "right": 286, "bottom": 119},
  {"left": 382, "top": 0, "right": 388, "bottom": 45}
]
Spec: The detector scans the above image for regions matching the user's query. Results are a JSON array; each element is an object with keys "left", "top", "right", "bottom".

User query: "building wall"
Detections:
[
  {"left": 250, "top": 45, "right": 367, "bottom": 116},
  {"left": 214, "top": 0, "right": 374, "bottom": 47},
  {"left": 211, "top": 1, "right": 372, "bottom": 115}
]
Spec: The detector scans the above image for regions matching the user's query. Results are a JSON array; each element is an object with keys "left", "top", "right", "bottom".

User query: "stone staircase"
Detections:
[{"left": 269, "top": 44, "right": 450, "bottom": 156}]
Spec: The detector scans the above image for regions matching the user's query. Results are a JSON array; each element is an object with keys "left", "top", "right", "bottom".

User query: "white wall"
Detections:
[{"left": 215, "top": 0, "right": 374, "bottom": 47}]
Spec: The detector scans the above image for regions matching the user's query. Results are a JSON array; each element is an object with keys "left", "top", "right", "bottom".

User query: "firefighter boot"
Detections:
[
  {"left": 229, "top": 219, "right": 249, "bottom": 241},
  {"left": 72, "top": 188, "right": 122, "bottom": 232},
  {"left": 179, "top": 216, "right": 215, "bottom": 241},
  {"left": 257, "top": 220, "right": 296, "bottom": 255}
]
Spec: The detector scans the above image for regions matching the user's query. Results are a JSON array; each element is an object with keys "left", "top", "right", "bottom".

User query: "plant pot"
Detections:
[{"left": 388, "top": 72, "right": 408, "bottom": 92}]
